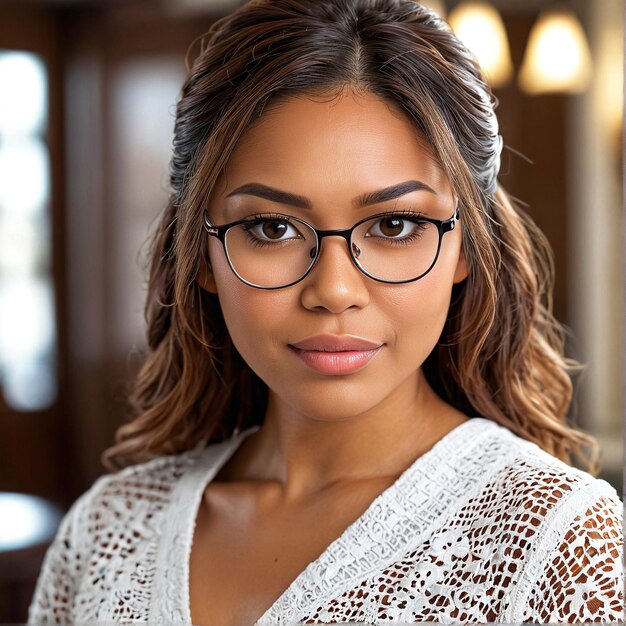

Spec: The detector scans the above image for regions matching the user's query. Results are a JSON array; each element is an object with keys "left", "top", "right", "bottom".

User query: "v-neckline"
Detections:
[{"left": 163, "top": 416, "right": 497, "bottom": 625}]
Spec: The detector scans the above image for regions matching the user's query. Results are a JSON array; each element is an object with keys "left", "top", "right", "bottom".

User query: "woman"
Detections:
[{"left": 29, "top": 0, "right": 623, "bottom": 624}]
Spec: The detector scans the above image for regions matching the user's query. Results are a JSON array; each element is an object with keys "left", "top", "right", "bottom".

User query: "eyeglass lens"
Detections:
[{"left": 223, "top": 214, "right": 441, "bottom": 287}]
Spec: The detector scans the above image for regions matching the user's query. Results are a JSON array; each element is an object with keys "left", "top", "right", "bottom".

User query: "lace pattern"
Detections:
[
  {"left": 28, "top": 455, "right": 194, "bottom": 624},
  {"left": 291, "top": 466, "right": 623, "bottom": 624},
  {"left": 27, "top": 418, "right": 624, "bottom": 625},
  {"left": 521, "top": 492, "right": 623, "bottom": 622}
]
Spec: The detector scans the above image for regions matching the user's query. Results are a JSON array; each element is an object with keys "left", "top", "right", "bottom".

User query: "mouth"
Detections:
[{"left": 288, "top": 334, "right": 384, "bottom": 375}]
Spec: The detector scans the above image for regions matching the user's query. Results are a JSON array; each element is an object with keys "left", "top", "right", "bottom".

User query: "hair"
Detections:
[{"left": 102, "top": 0, "right": 600, "bottom": 474}]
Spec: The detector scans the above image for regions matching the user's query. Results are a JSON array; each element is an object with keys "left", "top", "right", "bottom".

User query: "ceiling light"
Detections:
[
  {"left": 518, "top": 8, "right": 592, "bottom": 95},
  {"left": 448, "top": 1, "right": 513, "bottom": 89}
]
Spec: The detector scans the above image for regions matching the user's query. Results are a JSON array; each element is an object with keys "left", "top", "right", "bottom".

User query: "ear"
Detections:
[
  {"left": 453, "top": 244, "right": 469, "bottom": 284},
  {"left": 197, "top": 258, "right": 218, "bottom": 294}
]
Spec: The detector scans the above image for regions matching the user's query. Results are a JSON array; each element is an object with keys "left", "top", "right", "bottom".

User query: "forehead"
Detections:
[{"left": 212, "top": 89, "right": 452, "bottom": 206}]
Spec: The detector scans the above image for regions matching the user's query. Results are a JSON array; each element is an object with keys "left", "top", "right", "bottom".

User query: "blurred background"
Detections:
[{"left": 0, "top": 0, "right": 623, "bottom": 620}]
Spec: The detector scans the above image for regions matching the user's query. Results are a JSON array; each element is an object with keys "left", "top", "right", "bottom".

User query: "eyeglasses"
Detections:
[{"left": 203, "top": 206, "right": 460, "bottom": 289}]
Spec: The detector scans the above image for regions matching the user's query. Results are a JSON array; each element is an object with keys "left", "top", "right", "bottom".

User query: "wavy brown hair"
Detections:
[{"left": 102, "top": 0, "right": 599, "bottom": 474}]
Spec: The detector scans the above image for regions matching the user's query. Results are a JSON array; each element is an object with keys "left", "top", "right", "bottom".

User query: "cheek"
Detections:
[
  {"left": 209, "top": 239, "right": 290, "bottom": 366},
  {"left": 382, "top": 278, "right": 451, "bottom": 340},
  {"left": 379, "top": 244, "right": 460, "bottom": 348}
]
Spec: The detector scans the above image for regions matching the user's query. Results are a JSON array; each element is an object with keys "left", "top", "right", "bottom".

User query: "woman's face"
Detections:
[{"left": 201, "top": 89, "right": 467, "bottom": 422}]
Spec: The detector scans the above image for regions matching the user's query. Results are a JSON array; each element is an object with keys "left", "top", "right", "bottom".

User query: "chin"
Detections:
[{"left": 270, "top": 380, "right": 392, "bottom": 422}]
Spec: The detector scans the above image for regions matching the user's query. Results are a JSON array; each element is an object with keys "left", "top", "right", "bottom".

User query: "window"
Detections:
[{"left": 0, "top": 51, "right": 57, "bottom": 411}]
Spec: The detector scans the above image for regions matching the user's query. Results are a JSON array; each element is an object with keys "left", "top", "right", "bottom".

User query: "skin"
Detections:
[{"left": 191, "top": 88, "right": 470, "bottom": 625}]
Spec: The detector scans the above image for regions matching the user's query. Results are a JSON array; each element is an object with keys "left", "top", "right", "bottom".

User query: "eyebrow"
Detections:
[{"left": 225, "top": 180, "right": 437, "bottom": 210}]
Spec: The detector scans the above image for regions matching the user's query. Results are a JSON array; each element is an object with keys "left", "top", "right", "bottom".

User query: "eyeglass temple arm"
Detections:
[
  {"left": 442, "top": 204, "right": 460, "bottom": 234},
  {"left": 203, "top": 211, "right": 219, "bottom": 236}
]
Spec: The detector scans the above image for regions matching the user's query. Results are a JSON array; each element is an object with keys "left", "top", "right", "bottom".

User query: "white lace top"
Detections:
[{"left": 28, "top": 417, "right": 624, "bottom": 624}]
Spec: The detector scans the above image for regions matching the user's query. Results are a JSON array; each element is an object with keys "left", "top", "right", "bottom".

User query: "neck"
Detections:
[{"left": 222, "top": 369, "right": 468, "bottom": 502}]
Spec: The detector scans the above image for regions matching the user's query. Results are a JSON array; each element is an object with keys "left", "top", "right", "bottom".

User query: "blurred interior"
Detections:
[{"left": 0, "top": 0, "right": 623, "bottom": 620}]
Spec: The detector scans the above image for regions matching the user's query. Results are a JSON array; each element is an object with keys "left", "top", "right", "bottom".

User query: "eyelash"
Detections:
[
  {"left": 246, "top": 212, "right": 287, "bottom": 221},
  {"left": 241, "top": 213, "right": 300, "bottom": 249},
  {"left": 240, "top": 210, "right": 430, "bottom": 251},
  {"left": 242, "top": 209, "right": 427, "bottom": 222}
]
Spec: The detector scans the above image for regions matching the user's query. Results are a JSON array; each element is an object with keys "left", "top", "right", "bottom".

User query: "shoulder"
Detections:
[
  {"left": 426, "top": 417, "right": 621, "bottom": 546},
  {"left": 74, "top": 445, "right": 217, "bottom": 527},
  {"left": 443, "top": 417, "right": 621, "bottom": 525},
  {"left": 79, "top": 449, "right": 195, "bottom": 504},
  {"left": 53, "top": 443, "right": 227, "bottom": 559},
  {"left": 485, "top": 421, "right": 622, "bottom": 561},
  {"left": 466, "top": 419, "right": 623, "bottom": 621},
  {"left": 90, "top": 448, "right": 202, "bottom": 501},
  {"left": 471, "top": 417, "right": 619, "bottom": 506},
  {"left": 34, "top": 426, "right": 249, "bottom": 580},
  {"left": 27, "top": 443, "right": 229, "bottom": 624}
]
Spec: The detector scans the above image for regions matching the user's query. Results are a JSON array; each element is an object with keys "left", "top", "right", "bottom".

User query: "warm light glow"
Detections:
[
  {"left": 448, "top": 1, "right": 513, "bottom": 89},
  {"left": 519, "top": 9, "right": 592, "bottom": 95},
  {"left": 419, "top": 0, "right": 447, "bottom": 20},
  {"left": 594, "top": 18, "right": 622, "bottom": 134}
]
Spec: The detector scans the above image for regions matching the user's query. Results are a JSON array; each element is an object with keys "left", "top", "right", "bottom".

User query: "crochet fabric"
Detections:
[{"left": 28, "top": 417, "right": 624, "bottom": 624}]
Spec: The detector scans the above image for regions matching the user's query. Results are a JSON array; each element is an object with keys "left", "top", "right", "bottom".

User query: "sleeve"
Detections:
[
  {"left": 523, "top": 486, "right": 624, "bottom": 623},
  {"left": 27, "top": 490, "right": 91, "bottom": 625}
]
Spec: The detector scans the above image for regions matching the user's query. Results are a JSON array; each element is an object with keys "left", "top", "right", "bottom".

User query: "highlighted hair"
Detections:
[{"left": 102, "top": 0, "right": 598, "bottom": 474}]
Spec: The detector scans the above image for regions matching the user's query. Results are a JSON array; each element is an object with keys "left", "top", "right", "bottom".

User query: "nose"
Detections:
[{"left": 299, "top": 236, "right": 370, "bottom": 313}]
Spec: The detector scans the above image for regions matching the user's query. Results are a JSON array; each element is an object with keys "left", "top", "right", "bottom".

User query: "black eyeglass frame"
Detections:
[{"left": 203, "top": 205, "right": 460, "bottom": 289}]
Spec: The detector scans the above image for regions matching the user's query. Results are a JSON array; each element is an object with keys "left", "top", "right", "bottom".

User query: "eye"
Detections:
[
  {"left": 248, "top": 218, "right": 302, "bottom": 241},
  {"left": 367, "top": 215, "right": 423, "bottom": 239}
]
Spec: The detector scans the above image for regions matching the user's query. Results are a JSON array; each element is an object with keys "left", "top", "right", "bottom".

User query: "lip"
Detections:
[
  {"left": 290, "top": 334, "right": 383, "bottom": 352},
  {"left": 288, "top": 334, "right": 384, "bottom": 375}
]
